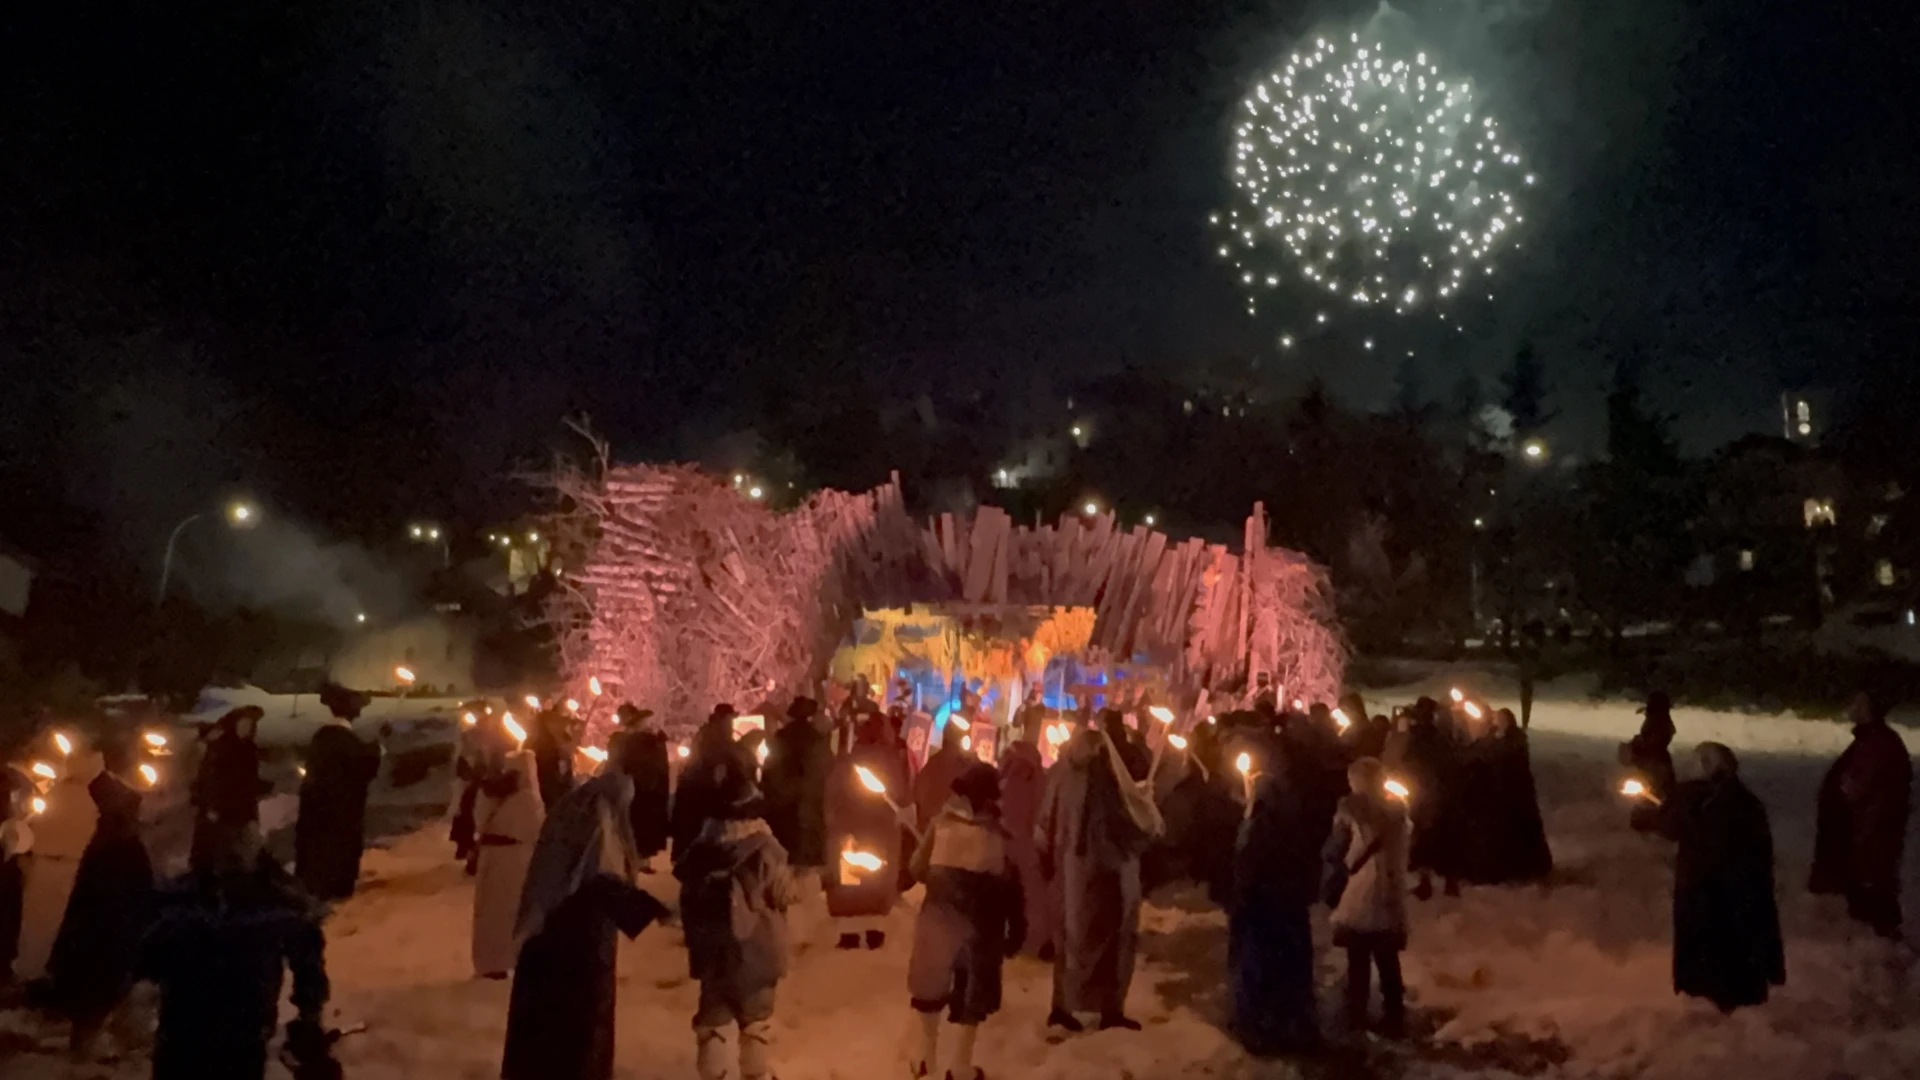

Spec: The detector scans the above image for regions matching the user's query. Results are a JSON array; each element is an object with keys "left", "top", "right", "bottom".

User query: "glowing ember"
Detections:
[
  {"left": 30, "top": 761, "right": 56, "bottom": 779},
  {"left": 588, "top": 676, "right": 603, "bottom": 696},
  {"left": 1148, "top": 706, "right": 1176, "bottom": 725},
  {"left": 580, "top": 745, "right": 608, "bottom": 763},
  {"left": 503, "top": 714, "right": 528, "bottom": 746},
  {"left": 52, "top": 732, "right": 72, "bottom": 756},
  {"left": 1385, "top": 778, "right": 1411, "bottom": 800},
  {"left": 842, "top": 850, "right": 884, "bottom": 872},
  {"left": 855, "top": 765, "right": 888, "bottom": 795},
  {"left": 138, "top": 764, "right": 159, "bottom": 786}
]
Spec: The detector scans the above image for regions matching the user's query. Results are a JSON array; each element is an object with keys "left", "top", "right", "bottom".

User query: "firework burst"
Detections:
[{"left": 1214, "top": 33, "right": 1533, "bottom": 340}]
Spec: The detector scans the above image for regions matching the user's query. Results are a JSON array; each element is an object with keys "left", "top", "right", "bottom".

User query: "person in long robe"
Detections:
[
  {"left": 1624, "top": 691, "right": 1678, "bottom": 834},
  {"left": 1035, "top": 725, "right": 1144, "bottom": 1032},
  {"left": 1387, "top": 698, "right": 1458, "bottom": 899},
  {"left": 826, "top": 714, "right": 909, "bottom": 949},
  {"left": 137, "top": 825, "right": 333, "bottom": 1080},
  {"left": 1230, "top": 760, "right": 1322, "bottom": 1056},
  {"left": 529, "top": 707, "right": 577, "bottom": 811},
  {"left": 608, "top": 704, "right": 671, "bottom": 863},
  {"left": 1659, "top": 742, "right": 1784, "bottom": 1012},
  {"left": 1187, "top": 715, "right": 1244, "bottom": 906},
  {"left": 294, "top": 685, "right": 384, "bottom": 903},
  {"left": 1, "top": 765, "right": 30, "bottom": 980},
  {"left": 906, "top": 763, "right": 1025, "bottom": 1080},
  {"left": 672, "top": 705, "right": 749, "bottom": 859},
  {"left": 1456, "top": 708, "right": 1553, "bottom": 885},
  {"left": 761, "top": 697, "right": 832, "bottom": 876},
  {"left": 471, "top": 734, "right": 544, "bottom": 978},
  {"left": 995, "top": 728, "right": 1054, "bottom": 960},
  {"left": 1810, "top": 692, "right": 1912, "bottom": 938},
  {"left": 16, "top": 748, "right": 103, "bottom": 983},
  {"left": 676, "top": 763, "right": 802, "bottom": 1080},
  {"left": 502, "top": 771, "right": 669, "bottom": 1080},
  {"left": 1324, "top": 757, "right": 1411, "bottom": 1036},
  {"left": 47, "top": 755, "right": 153, "bottom": 1053},
  {"left": 192, "top": 707, "right": 266, "bottom": 868},
  {"left": 915, "top": 718, "right": 975, "bottom": 831}
]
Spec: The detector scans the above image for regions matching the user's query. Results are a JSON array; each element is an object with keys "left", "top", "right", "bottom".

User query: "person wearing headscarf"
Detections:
[
  {"left": 672, "top": 704, "right": 748, "bottom": 859},
  {"left": 826, "top": 712, "right": 910, "bottom": 949},
  {"left": 137, "top": 824, "right": 333, "bottom": 1080},
  {"left": 1624, "top": 691, "right": 1677, "bottom": 834},
  {"left": 192, "top": 707, "right": 267, "bottom": 869},
  {"left": 1455, "top": 708, "right": 1553, "bottom": 885},
  {"left": 607, "top": 704, "right": 671, "bottom": 864},
  {"left": 16, "top": 745, "right": 104, "bottom": 982},
  {"left": 294, "top": 685, "right": 384, "bottom": 903},
  {"left": 905, "top": 762, "right": 1025, "bottom": 1080},
  {"left": 1324, "top": 756, "right": 1411, "bottom": 1036},
  {"left": 471, "top": 724, "right": 545, "bottom": 979},
  {"left": 1659, "top": 742, "right": 1784, "bottom": 1012},
  {"left": 1229, "top": 756, "right": 1322, "bottom": 1056},
  {"left": 47, "top": 737, "right": 153, "bottom": 1054},
  {"left": 675, "top": 761, "right": 802, "bottom": 1080},
  {"left": 1035, "top": 720, "right": 1146, "bottom": 1032},
  {"left": 761, "top": 697, "right": 833, "bottom": 876},
  {"left": 1810, "top": 691, "right": 1912, "bottom": 939},
  {"left": 502, "top": 771, "right": 669, "bottom": 1080}
]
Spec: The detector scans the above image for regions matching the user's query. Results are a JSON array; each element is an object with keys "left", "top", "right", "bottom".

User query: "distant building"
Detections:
[{"left": 1781, "top": 389, "right": 1830, "bottom": 445}]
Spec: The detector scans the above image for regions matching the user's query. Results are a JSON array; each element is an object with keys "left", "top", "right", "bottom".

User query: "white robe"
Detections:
[
  {"left": 14, "top": 753, "right": 103, "bottom": 981},
  {"left": 472, "top": 752, "right": 544, "bottom": 977}
]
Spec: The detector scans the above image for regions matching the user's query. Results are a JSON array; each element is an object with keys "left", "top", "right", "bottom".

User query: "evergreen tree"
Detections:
[{"left": 1499, "top": 341, "right": 1554, "bottom": 437}]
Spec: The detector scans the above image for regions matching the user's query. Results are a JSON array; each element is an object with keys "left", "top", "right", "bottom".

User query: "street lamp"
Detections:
[
  {"left": 408, "top": 522, "right": 450, "bottom": 567},
  {"left": 157, "top": 500, "right": 258, "bottom": 604},
  {"left": 1522, "top": 438, "right": 1547, "bottom": 462}
]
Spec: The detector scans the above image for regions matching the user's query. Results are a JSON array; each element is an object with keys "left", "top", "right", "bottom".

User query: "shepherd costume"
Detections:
[
  {"left": 472, "top": 748, "right": 544, "bottom": 978},
  {"left": 47, "top": 770, "right": 153, "bottom": 1048},
  {"left": 502, "top": 772, "right": 668, "bottom": 1080},
  {"left": 0, "top": 772, "right": 27, "bottom": 978},
  {"left": 1230, "top": 768, "right": 1322, "bottom": 1056},
  {"left": 1035, "top": 729, "right": 1144, "bottom": 1029},
  {"left": 15, "top": 751, "right": 103, "bottom": 982},
  {"left": 295, "top": 711, "right": 383, "bottom": 903},
  {"left": 1810, "top": 706, "right": 1911, "bottom": 938},
  {"left": 1660, "top": 745, "right": 1784, "bottom": 1012}
]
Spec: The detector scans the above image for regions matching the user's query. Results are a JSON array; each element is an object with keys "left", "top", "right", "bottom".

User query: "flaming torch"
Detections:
[
  {"left": 1621, "top": 778, "right": 1661, "bottom": 806},
  {"left": 138, "top": 764, "right": 160, "bottom": 787},
  {"left": 52, "top": 732, "right": 72, "bottom": 757},
  {"left": 1384, "top": 778, "right": 1411, "bottom": 801},
  {"left": 502, "top": 713, "right": 528, "bottom": 749}
]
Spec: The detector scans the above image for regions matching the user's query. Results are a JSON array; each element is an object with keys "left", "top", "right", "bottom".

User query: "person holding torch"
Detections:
[
  {"left": 825, "top": 713, "right": 911, "bottom": 950},
  {"left": 470, "top": 715, "right": 544, "bottom": 980},
  {"left": 1322, "top": 756, "right": 1411, "bottom": 1037}
]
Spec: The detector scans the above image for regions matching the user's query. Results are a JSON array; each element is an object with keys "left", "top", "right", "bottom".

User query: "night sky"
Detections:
[{"left": 2, "top": 0, "right": 1914, "bottom": 558}]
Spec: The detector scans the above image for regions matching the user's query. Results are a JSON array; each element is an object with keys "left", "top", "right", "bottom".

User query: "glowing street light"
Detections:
[
  {"left": 1144, "top": 514, "right": 1157, "bottom": 526},
  {"left": 1522, "top": 438, "right": 1547, "bottom": 462},
  {"left": 227, "top": 501, "right": 257, "bottom": 526},
  {"left": 1083, "top": 500, "right": 1100, "bottom": 516},
  {"left": 157, "top": 499, "right": 260, "bottom": 604},
  {"left": 747, "top": 486, "right": 765, "bottom": 500},
  {"left": 356, "top": 613, "right": 368, "bottom": 624}
]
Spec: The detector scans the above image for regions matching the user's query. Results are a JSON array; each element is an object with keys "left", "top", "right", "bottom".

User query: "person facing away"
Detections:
[
  {"left": 1388, "top": 698, "right": 1459, "bottom": 900},
  {"left": 1230, "top": 758, "right": 1323, "bottom": 1056},
  {"left": 0, "top": 765, "right": 30, "bottom": 979},
  {"left": 1324, "top": 756, "right": 1411, "bottom": 1037},
  {"left": 192, "top": 707, "right": 267, "bottom": 869},
  {"left": 529, "top": 706, "right": 578, "bottom": 811},
  {"left": 295, "top": 685, "right": 383, "bottom": 903},
  {"left": 1810, "top": 691, "right": 1912, "bottom": 939},
  {"left": 470, "top": 726, "right": 545, "bottom": 979},
  {"left": 1455, "top": 708, "right": 1554, "bottom": 886},
  {"left": 916, "top": 717, "right": 976, "bottom": 831},
  {"left": 1659, "top": 742, "right": 1784, "bottom": 1012},
  {"left": 1624, "top": 691, "right": 1678, "bottom": 833},
  {"left": 825, "top": 712, "right": 910, "bottom": 950},
  {"left": 16, "top": 745, "right": 104, "bottom": 983},
  {"left": 46, "top": 738, "right": 154, "bottom": 1055},
  {"left": 137, "top": 824, "right": 333, "bottom": 1080},
  {"left": 906, "top": 762, "right": 1025, "bottom": 1080},
  {"left": 675, "top": 761, "right": 804, "bottom": 1080},
  {"left": 1035, "top": 721, "right": 1146, "bottom": 1032},
  {"left": 761, "top": 696, "right": 834, "bottom": 873},
  {"left": 672, "top": 704, "right": 748, "bottom": 859},
  {"left": 997, "top": 720, "right": 1056, "bottom": 958},
  {"left": 503, "top": 770, "right": 669, "bottom": 1080},
  {"left": 608, "top": 704, "right": 672, "bottom": 863}
]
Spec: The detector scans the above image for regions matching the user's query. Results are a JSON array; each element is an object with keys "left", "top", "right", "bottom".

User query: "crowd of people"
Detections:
[{"left": 0, "top": 674, "right": 1910, "bottom": 1080}]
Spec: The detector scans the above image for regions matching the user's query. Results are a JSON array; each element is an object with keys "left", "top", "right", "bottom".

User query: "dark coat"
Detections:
[
  {"left": 1809, "top": 721, "right": 1911, "bottom": 932},
  {"left": 1393, "top": 721, "right": 1459, "bottom": 875},
  {"left": 674, "top": 819, "right": 799, "bottom": 995},
  {"left": 761, "top": 720, "right": 833, "bottom": 868},
  {"left": 1660, "top": 776, "right": 1785, "bottom": 1012},
  {"left": 825, "top": 741, "right": 908, "bottom": 917},
  {"left": 138, "top": 857, "right": 329, "bottom": 1080},
  {"left": 295, "top": 724, "right": 382, "bottom": 902},
  {"left": 1455, "top": 729, "right": 1554, "bottom": 885},
  {"left": 1625, "top": 715, "right": 1677, "bottom": 834},
  {"left": 1230, "top": 772, "right": 1322, "bottom": 1056},
  {"left": 907, "top": 802, "right": 1025, "bottom": 1024},
  {"left": 671, "top": 737, "right": 751, "bottom": 859},
  {"left": 997, "top": 741, "right": 1056, "bottom": 954},
  {"left": 530, "top": 722, "right": 576, "bottom": 811},
  {"left": 608, "top": 728, "right": 671, "bottom": 858},
  {"left": 502, "top": 874, "right": 667, "bottom": 1080},
  {"left": 49, "top": 774, "right": 154, "bottom": 1022},
  {"left": 192, "top": 735, "right": 266, "bottom": 864}
]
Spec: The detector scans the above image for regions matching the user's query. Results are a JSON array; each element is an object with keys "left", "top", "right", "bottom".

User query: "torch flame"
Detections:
[
  {"left": 1168, "top": 734, "right": 1189, "bottom": 750},
  {"left": 462, "top": 712, "right": 478, "bottom": 727},
  {"left": 30, "top": 761, "right": 56, "bottom": 779},
  {"left": 1332, "top": 708, "right": 1352, "bottom": 730},
  {"left": 1291, "top": 698, "right": 1305, "bottom": 711},
  {"left": 138, "top": 764, "right": 159, "bottom": 786},
  {"left": 855, "top": 765, "right": 888, "bottom": 795},
  {"left": 395, "top": 666, "right": 415, "bottom": 683},
  {"left": 1449, "top": 687, "right": 1465, "bottom": 703},
  {"left": 961, "top": 736, "right": 971, "bottom": 752},
  {"left": 1621, "top": 779, "right": 1646, "bottom": 798},
  {"left": 1385, "top": 779, "right": 1411, "bottom": 800},
  {"left": 948, "top": 714, "right": 972, "bottom": 732},
  {"left": 676, "top": 744, "right": 691, "bottom": 760},
  {"left": 588, "top": 676, "right": 603, "bottom": 696},
  {"left": 579, "top": 745, "right": 608, "bottom": 764},
  {"left": 756, "top": 743, "right": 770, "bottom": 765},
  {"left": 841, "top": 850, "right": 884, "bottom": 873},
  {"left": 524, "top": 695, "right": 541, "bottom": 710},
  {"left": 30, "top": 796, "right": 46, "bottom": 816},
  {"left": 1463, "top": 701, "right": 1484, "bottom": 720},
  {"left": 52, "top": 732, "right": 72, "bottom": 756},
  {"left": 503, "top": 714, "right": 527, "bottom": 747},
  {"left": 143, "top": 731, "right": 169, "bottom": 749},
  {"left": 1148, "top": 706, "right": 1175, "bottom": 725},
  {"left": 1235, "top": 752, "right": 1252, "bottom": 776}
]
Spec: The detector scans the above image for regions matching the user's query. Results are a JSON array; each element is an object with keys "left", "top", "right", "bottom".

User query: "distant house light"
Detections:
[
  {"left": 1804, "top": 498, "right": 1837, "bottom": 528},
  {"left": 1739, "top": 549, "right": 1755, "bottom": 571},
  {"left": 1877, "top": 559, "right": 1896, "bottom": 588},
  {"left": 1870, "top": 513, "right": 1890, "bottom": 538}
]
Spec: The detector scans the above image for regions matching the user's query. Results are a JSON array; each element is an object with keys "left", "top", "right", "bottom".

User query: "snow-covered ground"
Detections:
[{"left": 10, "top": 675, "right": 1920, "bottom": 1079}]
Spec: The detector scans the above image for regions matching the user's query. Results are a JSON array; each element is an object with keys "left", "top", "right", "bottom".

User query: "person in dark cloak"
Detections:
[
  {"left": 192, "top": 707, "right": 267, "bottom": 868},
  {"left": 1229, "top": 759, "right": 1322, "bottom": 1056},
  {"left": 47, "top": 740, "right": 154, "bottom": 1054},
  {"left": 1809, "top": 691, "right": 1912, "bottom": 938},
  {"left": 294, "top": 685, "right": 384, "bottom": 903},
  {"left": 1186, "top": 715, "right": 1245, "bottom": 906},
  {"left": 905, "top": 762, "right": 1025, "bottom": 1080},
  {"left": 502, "top": 771, "right": 670, "bottom": 1080},
  {"left": 1387, "top": 698, "right": 1459, "bottom": 899},
  {"left": 0, "top": 764, "right": 29, "bottom": 980},
  {"left": 1035, "top": 723, "right": 1146, "bottom": 1032},
  {"left": 825, "top": 713, "right": 910, "bottom": 949},
  {"left": 761, "top": 697, "right": 832, "bottom": 876},
  {"left": 529, "top": 706, "right": 577, "bottom": 811},
  {"left": 1623, "top": 691, "right": 1677, "bottom": 834},
  {"left": 1341, "top": 691, "right": 1389, "bottom": 760},
  {"left": 672, "top": 704, "right": 748, "bottom": 859},
  {"left": 1097, "top": 708, "right": 1150, "bottom": 781},
  {"left": 997, "top": 717, "right": 1055, "bottom": 958},
  {"left": 137, "top": 825, "right": 334, "bottom": 1080},
  {"left": 1456, "top": 709, "right": 1553, "bottom": 885},
  {"left": 608, "top": 704, "right": 671, "bottom": 864},
  {"left": 1658, "top": 742, "right": 1784, "bottom": 1013},
  {"left": 1291, "top": 704, "right": 1351, "bottom": 858}
]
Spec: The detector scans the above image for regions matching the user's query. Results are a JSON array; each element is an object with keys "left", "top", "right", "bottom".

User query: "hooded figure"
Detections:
[
  {"left": 471, "top": 730, "right": 546, "bottom": 978},
  {"left": 675, "top": 762, "right": 803, "bottom": 1080},
  {"left": 997, "top": 727, "right": 1057, "bottom": 957},
  {"left": 761, "top": 697, "right": 833, "bottom": 871},
  {"left": 294, "top": 685, "right": 383, "bottom": 903},
  {"left": 1660, "top": 742, "right": 1784, "bottom": 1012},
  {"left": 906, "top": 763, "right": 1025, "bottom": 1080},
  {"left": 608, "top": 704, "right": 671, "bottom": 861},
  {"left": 1456, "top": 709, "right": 1553, "bottom": 885},
  {"left": 192, "top": 707, "right": 267, "bottom": 868},
  {"left": 1324, "top": 756, "right": 1411, "bottom": 1036},
  {"left": 1387, "top": 698, "right": 1459, "bottom": 899},
  {"left": 1625, "top": 692, "right": 1678, "bottom": 833},
  {"left": 672, "top": 705, "right": 748, "bottom": 859},
  {"left": 1810, "top": 693, "right": 1912, "bottom": 938},
  {"left": 47, "top": 756, "right": 153, "bottom": 1051},
  {"left": 1035, "top": 726, "right": 1144, "bottom": 1031},
  {"left": 502, "top": 771, "right": 669, "bottom": 1080},
  {"left": 825, "top": 714, "right": 909, "bottom": 947},
  {"left": 16, "top": 748, "right": 104, "bottom": 983},
  {"left": 1229, "top": 763, "right": 1322, "bottom": 1056},
  {"left": 136, "top": 826, "right": 333, "bottom": 1080}
]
